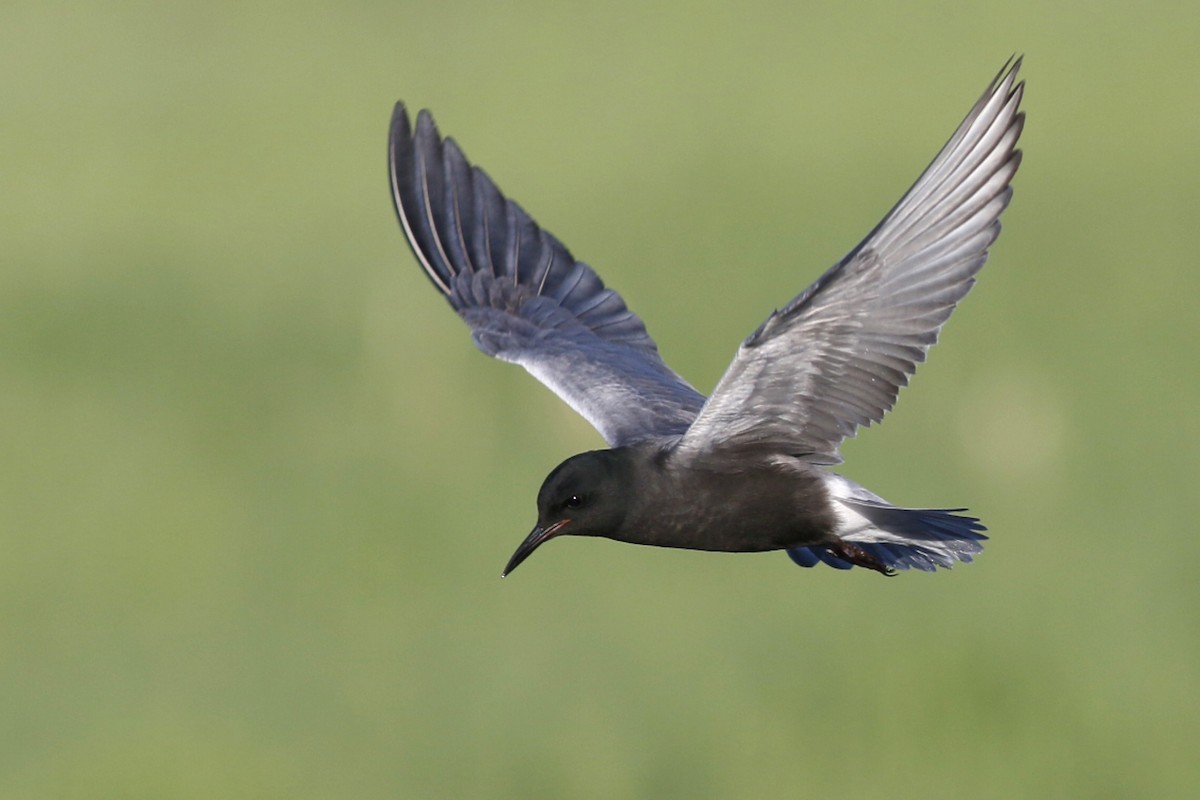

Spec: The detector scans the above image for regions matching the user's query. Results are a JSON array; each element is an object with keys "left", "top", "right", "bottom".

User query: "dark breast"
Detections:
[{"left": 621, "top": 455, "right": 838, "bottom": 553}]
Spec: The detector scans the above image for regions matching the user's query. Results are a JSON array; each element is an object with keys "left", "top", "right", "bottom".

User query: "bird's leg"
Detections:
[{"left": 833, "top": 541, "right": 897, "bottom": 577}]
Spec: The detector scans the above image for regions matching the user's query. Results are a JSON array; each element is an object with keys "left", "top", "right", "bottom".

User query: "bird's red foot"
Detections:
[{"left": 832, "top": 542, "right": 897, "bottom": 576}]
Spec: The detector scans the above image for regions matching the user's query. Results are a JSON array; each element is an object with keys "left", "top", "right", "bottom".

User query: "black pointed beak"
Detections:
[{"left": 502, "top": 519, "right": 570, "bottom": 578}]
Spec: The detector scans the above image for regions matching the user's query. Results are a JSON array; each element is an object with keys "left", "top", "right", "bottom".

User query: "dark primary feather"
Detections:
[
  {"left": 388, "top": 105, "right": 705, "bottom": 446},
  {"left": 674, "top": 59, "right": 1025, "bottom": 464}
]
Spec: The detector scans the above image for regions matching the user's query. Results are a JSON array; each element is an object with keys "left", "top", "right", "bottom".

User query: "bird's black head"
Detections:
[{"left": 502, "top": 449, "right": 632, "bottom": 577}]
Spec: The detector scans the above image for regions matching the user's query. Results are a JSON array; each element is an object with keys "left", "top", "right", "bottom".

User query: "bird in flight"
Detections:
[{"left": 388, "top": 59, "right": 1024, "bottom": 578}]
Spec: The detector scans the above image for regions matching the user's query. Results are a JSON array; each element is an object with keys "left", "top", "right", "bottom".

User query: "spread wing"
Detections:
[
  {"left": 674, "top": 59, "right": 1025, "bottom": 464},
  {"left": 389, "top": 104, "right": 705, "bottom": 446}
]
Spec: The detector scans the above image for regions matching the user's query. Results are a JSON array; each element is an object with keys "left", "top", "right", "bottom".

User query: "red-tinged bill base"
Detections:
[{"left": 502, "top": 519, "right": 571, "bottom": 578}]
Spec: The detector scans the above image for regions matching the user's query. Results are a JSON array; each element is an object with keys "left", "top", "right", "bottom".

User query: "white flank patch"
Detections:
[{"left": 820, "top": 473, "right": 961, "bottom": 562}]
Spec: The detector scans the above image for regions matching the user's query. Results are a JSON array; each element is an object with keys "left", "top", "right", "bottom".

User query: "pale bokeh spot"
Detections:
[{"left": 957, "top": 368, "right": 1067, "bottom": 485}]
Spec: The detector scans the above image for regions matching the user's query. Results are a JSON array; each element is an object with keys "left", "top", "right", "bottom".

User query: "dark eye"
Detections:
[{"left": 565, "top": 494, "right": 584, "bottom": 510}]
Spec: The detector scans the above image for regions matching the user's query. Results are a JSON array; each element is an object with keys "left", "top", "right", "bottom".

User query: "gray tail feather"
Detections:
[{"left": 787, "top": 505, "right": 987, "bottom": 573}]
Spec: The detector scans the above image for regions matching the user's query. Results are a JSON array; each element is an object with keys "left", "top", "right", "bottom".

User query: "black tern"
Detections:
[{"left": 389, "top": 59, "right": 1024, "bottom": 578}]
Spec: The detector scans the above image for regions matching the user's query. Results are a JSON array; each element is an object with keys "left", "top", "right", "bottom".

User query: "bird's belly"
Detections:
[
  {"left": 624, "top": 467, "right": 836, "bottom": 553},
  {"left": 659, "top": 506, "right": 826, "bottom": 552}
]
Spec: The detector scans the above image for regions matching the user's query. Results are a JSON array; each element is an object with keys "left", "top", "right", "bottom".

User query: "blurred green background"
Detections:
[{"left": 4, "top": 1, "right": 1198, "bottom": 797}]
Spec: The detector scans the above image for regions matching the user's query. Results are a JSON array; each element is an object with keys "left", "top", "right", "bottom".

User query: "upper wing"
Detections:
[
  {"left": 389, "top": 104, "right": 705, "bottom": 446},
  {"left": 675, "top": 59, "right": 1025, "bottom": 464}
]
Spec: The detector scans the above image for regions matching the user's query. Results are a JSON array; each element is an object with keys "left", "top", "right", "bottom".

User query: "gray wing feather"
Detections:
[
  {"left": 389, "top": 104, "right": 705, "bottom": 446},
  {"left": 675, "top": 59, "right": 1025, "bottom": 464}
]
